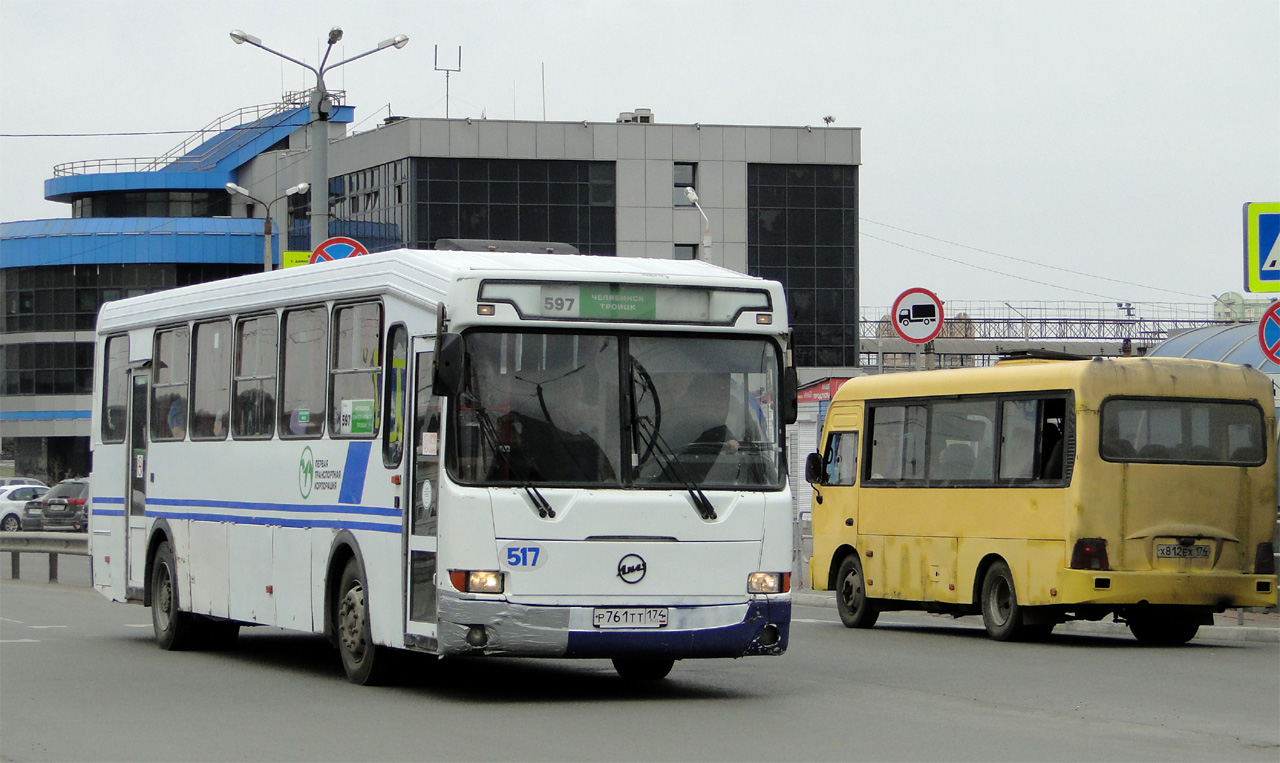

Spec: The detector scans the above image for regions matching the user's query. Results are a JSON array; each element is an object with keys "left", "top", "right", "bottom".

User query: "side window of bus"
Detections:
[
  {"left": 191, "top": 320, "right": 231, "bottom": 440},
  {"left": 929, "top": 400, "right": 996, "bottom": 482},
  {"left": 867, "top": 404, "right": 927, "bottom": 481},
  {"left": 233, "top": 314, "right": 278, "bottom": 439},
  {"left": 382, "top": 325, "right": 408, "bottom": 467},
  {"left": 331, "top": 302, "right": 383, "bottom": 438},
  {"left": 1000, "top": 396, "right": 1068, "bottom": 481},
  {"left": 151, "top": 326, "right": 190, "bottom": 441},
  {"left": 101, "top": 335, "right": 129, "bottom": 444},
  {"left": 824, "top": 431, "right": 858, "bottom": 486},
  {"left": 279, "top": 306, "right": 327, "bottom": 438}
]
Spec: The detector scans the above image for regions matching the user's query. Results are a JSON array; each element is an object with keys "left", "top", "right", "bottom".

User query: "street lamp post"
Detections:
[
  {"left": 230, "top": 27, "right": 408, "bottom": 251},
  {"left": 683, "top": 187, "right": 712, "bottom": 260},
  {"left": 225, "top": 182, "right": 310, "bottom": 271}
]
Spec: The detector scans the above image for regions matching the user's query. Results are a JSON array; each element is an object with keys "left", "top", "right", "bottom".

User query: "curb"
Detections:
[{"left": 791, "top": 591, "right": 1280, "bottom": 644}]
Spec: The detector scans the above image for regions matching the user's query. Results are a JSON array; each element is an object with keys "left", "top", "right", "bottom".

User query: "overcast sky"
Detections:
[{"left": 1, "top": 1, "right": 1276, "bottom": 309}]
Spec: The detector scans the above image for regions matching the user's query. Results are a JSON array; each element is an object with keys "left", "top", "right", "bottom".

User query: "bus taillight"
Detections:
[
  {"left": 1070, "top": 538, "right": 1110, "bottom": 571},
  {"left": 1255, "top": 543, "right": 1276, "bottom": 575}
]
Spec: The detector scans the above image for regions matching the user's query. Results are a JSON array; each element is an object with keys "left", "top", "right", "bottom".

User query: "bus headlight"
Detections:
[
  {"left": 748, "top": 572, "right": 789, "bottom": 594},
  {"left": 449, "top": 570, "right": 504, "bottom": 594}
]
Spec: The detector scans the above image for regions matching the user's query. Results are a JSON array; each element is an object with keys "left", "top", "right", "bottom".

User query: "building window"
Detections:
[
  {"left": 673, "top": 162, "right": 696, "bottom": 206},
  {"left": 411, "top": 158, "right": 615, "bottom": 255},
  {"left": 674, "top": 244, "right": 697, "bottom": 261},
  {"left": 747, "top": 164, "right": 858, "bottom": 367}
]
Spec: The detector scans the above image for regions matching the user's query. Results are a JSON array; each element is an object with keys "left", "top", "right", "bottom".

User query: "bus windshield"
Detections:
[{"left": 449, "top": 331, "right": 783, "bottom": 489}]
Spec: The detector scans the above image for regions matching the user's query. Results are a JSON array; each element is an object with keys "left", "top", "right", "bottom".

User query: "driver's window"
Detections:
[{"left": 824, "top": 431, "right": 858, "bottom": 486}]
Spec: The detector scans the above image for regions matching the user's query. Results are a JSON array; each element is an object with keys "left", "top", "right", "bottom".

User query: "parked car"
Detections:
[
  {"left": 22, "top": 478, "right": 89, "bottom": 532},
  {"left": 0, "top": 477, "right": 47, "bottom": 488},
  {"left": 0, "top": 484, "right": 48, "bottom": 531}
]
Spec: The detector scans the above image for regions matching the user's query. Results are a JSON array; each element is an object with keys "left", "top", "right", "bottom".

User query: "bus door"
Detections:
[
  {"left": 405, "top": 336, "right": 440, "bottom": 644},
  {"left": 125, "top": 370, "right": 149, "bottom": 598}
]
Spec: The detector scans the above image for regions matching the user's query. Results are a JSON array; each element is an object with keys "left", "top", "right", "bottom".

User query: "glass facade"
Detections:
[
  {"left": 1, "top": 341, "right": 93, "bottom": 395},
  {"left": 1, "top": 264, "right": 258, "bottom": 334},
  {"left": 747, "top": 164, "right": 859, "bottom": 367},
  {"left": 71, "top": 191, "right": 229, "bottom": 219},
  {"left": 412, "top": 158, "right": 616, "bottom": 254}
]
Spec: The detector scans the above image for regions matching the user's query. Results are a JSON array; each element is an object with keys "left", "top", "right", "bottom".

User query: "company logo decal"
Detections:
[{"left": 617, "top": 553, "right": 647, "bottom": 584}]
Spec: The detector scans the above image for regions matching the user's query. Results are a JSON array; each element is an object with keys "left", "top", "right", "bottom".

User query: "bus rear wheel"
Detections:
[
  {"left": 980, "top": 561, "right": 1033, "bottom": 641},
  {"left": 1126, "top": 609, "right": 1200, "bottom": 645},
  {"left": 612, "top": 657, "right": 674, "bottom": 680},
  {"left": 335, "top": 558, "right": 394, "bottom": 685},
  {"left": 835, "top": 554, "right": 879, "bottom": 628}
]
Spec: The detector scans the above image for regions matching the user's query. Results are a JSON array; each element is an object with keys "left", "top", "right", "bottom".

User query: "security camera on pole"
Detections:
[{"left": 230, "top": 27, "right": 408, "bottom": 251}]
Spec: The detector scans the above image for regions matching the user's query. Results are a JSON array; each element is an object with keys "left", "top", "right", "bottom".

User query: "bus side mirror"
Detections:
[
  {"left": 782, "top": 365, "right": 799, "bottom": 425},
  {"left": 805, "top": 452, "right": 825, "bottom": 484},
  {"left": 433, "top": 333, "right": 464, "bottom": 397}
]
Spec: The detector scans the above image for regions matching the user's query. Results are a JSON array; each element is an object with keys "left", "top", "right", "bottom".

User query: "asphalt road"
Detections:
[{"left": 2, "top": 563, "right": 1277, "bottom": 762}]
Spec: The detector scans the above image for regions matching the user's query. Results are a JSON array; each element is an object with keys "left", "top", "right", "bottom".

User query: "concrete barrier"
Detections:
[{"left": 0, "top": 532, "right": 88, "bottom": 583}]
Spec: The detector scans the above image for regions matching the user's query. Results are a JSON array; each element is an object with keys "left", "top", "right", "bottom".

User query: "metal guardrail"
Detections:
[{"left": 1, "top": 532, "right": 88, "bottom": 583}]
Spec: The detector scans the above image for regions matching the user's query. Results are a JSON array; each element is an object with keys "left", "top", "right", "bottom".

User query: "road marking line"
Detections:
[
  {"left": 792, "top": 618, "right": 834, "bottom": 624},
  {"left": 0, "top": 617, "right": 25, "bottom": 624},
  {"left": 29, "top": 625, "right": 68, "bottom": 629},
  {"left": 0, "top": 639, "right": 40, "bottom": 643},
  {"left": 123, "top": 624, "right": 151, "bottom": 629}
]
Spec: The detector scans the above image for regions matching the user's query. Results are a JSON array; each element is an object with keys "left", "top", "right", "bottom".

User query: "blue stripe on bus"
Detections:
[
  {"left": 94, "top": 497, "right": 125, "bottom": 505},
  {"left": 94, "top": 509, "right": 125, "bottom": 517},
  {"left": 144, "top": 510, "right": 398, "bottom": 533},
  {"left": 339, "top": 441, "right": 372, "bottom": 504},
  {"left": 145, "top": 496, "right": 398, "bottom": 517}
]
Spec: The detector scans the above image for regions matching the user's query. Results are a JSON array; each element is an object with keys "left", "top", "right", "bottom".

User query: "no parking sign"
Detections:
[
  {"left": 1258, "top": 302, "right": 1280, "bottom": 365},
  {"left": 309, "top": 237, "right": 370, "bottom": 264}
]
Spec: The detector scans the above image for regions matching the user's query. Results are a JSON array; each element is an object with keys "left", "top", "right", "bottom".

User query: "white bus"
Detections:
[{"left": 90, "top": 248, "right": 798, "bottom": 683}]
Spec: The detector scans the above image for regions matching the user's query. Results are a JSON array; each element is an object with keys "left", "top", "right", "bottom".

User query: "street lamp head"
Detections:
[
  {"left": 229, "top": 29, "right": 261, "bottom": 46},
  {"left": 683, "top": 187, "right": 699, "bottom": 204},
  {"left": 378, "top": 34, "right": 409, "bottom": 50},
  {"left": 286, "top": 182, "right": 311, "bottom": 196},
  {"left": 225, "top": 182, "right": 250, "bottom": 197},
  {"left": 328, "top": 26, "right": 344, "bottom": 45}
]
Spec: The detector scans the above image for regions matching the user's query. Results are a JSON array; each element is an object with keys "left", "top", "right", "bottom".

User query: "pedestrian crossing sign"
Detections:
[{"left": 1244, "top": 202, "right": 1280, "bottom": 293}]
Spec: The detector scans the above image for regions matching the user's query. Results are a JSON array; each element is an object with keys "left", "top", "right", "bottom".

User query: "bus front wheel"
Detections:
[
  {"left": 835, "top": 554, "right": 879, "bottom": 628},
  {"left": 336, "top": 558, "right": 394, "bottom": 685},
  {"left": 151, "top": 541, "right": 197, "bottom": 650},
  {"left": 980, "top": 561, "right": 1033, "bottom": 641},
  {"left": 612, "top": 658, "right": 674, "bottom": 680}
]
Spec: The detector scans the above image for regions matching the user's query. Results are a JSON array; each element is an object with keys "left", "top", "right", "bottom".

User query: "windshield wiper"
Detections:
[
  {"left": 464, "top": 394, "right": 556, "bottom": 519},
  {"left": 633, "top": 415, "right": 717, "bottom": 521}
]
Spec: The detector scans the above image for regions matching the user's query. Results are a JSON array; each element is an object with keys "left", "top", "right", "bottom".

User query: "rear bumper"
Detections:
[
  {"left": 436, "top": 595, "right": 791, "bottom": 659},
  {"left": 1057, "top": 569, "right": 1277, "bottom": 609}
]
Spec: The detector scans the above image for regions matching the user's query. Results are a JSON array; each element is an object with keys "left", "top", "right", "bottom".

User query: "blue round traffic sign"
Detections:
[{"left": 1258, "top": 302, "right": 1280, "bottom": 365}]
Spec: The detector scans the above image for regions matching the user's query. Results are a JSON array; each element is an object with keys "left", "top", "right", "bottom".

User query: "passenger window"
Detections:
[
  {"left": 331, "top": 302, "right": 383, "bottom": 438},
  {"left": 867, "top": 405, "right": 927, "bottom": 481},
  {"left": 823, "top": 431, "right": 859, "bottom": 486},
  {"left": 929, "top": 400, "right": 996, "bottom": 482},
  {"left": 191, "top": 320, "right": 231, "bottom": 440},
  {"left": 151, "top": 326, "right": 190, "bottom": 441},
  {"left": 101, "top": 335, "right": 129, "bottom": 444},
  {"left": 1000, "top": 396, "right": 1068, "bottom": 481},
  {"left": 280, "top": 307, "right": 327, "bottom": 438},
  {"left": 233, "top": 314, "right": 278, "bottom": 439}
]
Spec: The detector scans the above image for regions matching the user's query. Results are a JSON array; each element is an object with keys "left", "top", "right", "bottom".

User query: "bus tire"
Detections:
[
  {"left": 1126, "top": 610, "right": 1199, "bottom": 645},
  {"left": 980, "top": 560, "right": 1031, "bottom": 641},
  {"left": 335, "top": 557, "right": 393, "bottom": 685},
  {"left": 835, "top": 554, "right": 879, "bottom": 629},
  {"left": 612, "top": 657, "right": 675, "bottom": 680},
  {"left": 151, "top": 541, "right": 197, "bottom": 651}
]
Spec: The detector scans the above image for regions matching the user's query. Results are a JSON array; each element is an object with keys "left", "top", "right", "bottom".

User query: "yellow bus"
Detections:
[{"left": 805, "top": 355, "right": 1278, "bottom": 643}]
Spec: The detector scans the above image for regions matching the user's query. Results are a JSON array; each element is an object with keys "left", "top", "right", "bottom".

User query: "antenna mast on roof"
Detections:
[{"left": 434, "top": 45, "right": 462, "bottom": 119}]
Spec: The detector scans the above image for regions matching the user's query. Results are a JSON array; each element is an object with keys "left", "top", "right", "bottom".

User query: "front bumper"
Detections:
[{"left": 436, "top": 595, "right": 791, "bottom": 659}]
